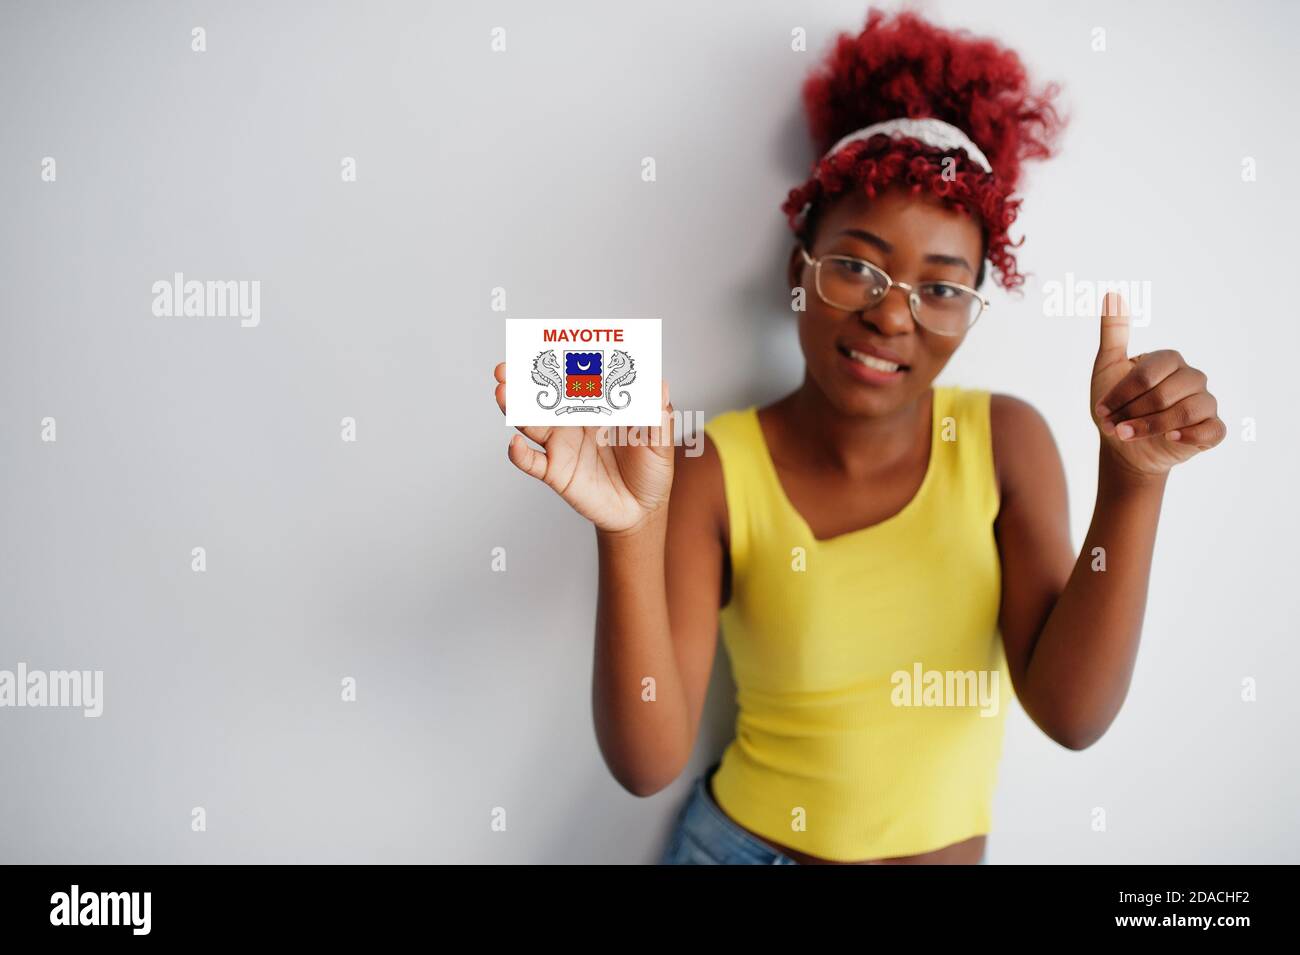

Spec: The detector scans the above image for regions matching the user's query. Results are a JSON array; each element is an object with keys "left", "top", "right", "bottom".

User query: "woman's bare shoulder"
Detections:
[
  {"left": 989, "top": 392, "right": 1064, "bottom": 499},
  {"left": 672, "top": 427, "right": 727, "bottom": 546}
]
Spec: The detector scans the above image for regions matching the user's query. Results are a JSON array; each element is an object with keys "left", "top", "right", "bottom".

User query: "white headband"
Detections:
[{"left": 820, "top": 117, "right": 993, "bottom": 174}]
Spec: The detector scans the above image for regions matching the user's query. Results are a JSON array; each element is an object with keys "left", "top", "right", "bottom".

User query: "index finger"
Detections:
[
  {"left": 493, "top": 373, "right": 556, "bottom": 446},
  {"left": 1097, "top": 350, "right": 1182, "bottom": 418}
]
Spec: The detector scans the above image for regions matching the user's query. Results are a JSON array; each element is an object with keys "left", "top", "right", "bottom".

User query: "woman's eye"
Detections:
[
  {"left": 921, "top": 283, "right": 959, "bottom": 299},
  {"left": 832, "top": 258, "right": 873, "bottom": 277}
]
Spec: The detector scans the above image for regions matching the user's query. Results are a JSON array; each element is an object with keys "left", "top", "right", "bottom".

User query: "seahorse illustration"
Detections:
[
  {"left": 532, "top": 350, "right": 563, "bottom": 409},
  {"left": 533, "top": 350, "right": 564, "bottom": 410},
  {"left": 603, "top": 350, "right": 637, "bottom": 410}
]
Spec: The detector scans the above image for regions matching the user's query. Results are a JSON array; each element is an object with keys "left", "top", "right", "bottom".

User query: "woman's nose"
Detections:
[{"left": 858, "top": 286, "right": 915, "bottom": 334}]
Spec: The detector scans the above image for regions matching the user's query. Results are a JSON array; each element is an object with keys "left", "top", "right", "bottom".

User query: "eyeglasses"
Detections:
[{"left": 799, "top": 246, "right": 989, "bottom": 336}]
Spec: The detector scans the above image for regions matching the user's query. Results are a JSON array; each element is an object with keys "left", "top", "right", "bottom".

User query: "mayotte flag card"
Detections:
[{"left": 505, "top": 319, "right": 662, "bottom": 427}]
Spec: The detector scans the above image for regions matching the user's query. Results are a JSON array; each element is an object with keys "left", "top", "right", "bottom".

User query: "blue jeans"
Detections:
[
  {"left": 659, "top": 767, "right": 799, "bottom": 864},
  {"left": 659, "top": 766, "right": 989, "bottom": 865}
]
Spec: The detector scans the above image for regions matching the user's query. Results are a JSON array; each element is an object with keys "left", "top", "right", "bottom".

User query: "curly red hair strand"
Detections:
[{"left": 781, "top": 9, "right": 1066, "bottom": 291}]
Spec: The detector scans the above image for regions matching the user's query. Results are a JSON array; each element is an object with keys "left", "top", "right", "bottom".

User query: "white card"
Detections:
[{"left": 505, "top": 319, "right": 662, "bottom": 427}]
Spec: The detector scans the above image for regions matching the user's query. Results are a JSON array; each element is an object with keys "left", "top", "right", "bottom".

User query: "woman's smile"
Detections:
[{"left": 837, "top": 340, "right": 910, "bottom": 385}]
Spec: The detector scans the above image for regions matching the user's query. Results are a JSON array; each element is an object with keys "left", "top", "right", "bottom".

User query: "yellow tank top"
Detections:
[{"left": 705, "top": 385, "right": 1011, "bottom": 862}]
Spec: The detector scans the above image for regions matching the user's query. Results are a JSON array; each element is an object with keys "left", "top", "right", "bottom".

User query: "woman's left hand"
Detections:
[{"left": 1090, "top": 292, "right": 1226, "bottom": 477}]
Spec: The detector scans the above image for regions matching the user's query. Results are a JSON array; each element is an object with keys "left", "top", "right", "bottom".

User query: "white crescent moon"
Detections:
[{"left": 576, "top": 359, "right": 592, "bottom": 371}]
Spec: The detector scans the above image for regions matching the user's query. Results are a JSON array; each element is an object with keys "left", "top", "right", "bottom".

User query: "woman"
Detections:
[{"left": 492, "top": 10, "right": 1223, "bottom": 864}]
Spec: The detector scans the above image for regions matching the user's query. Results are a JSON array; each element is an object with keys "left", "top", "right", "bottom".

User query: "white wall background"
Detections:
[{"left": 1, "top": 0, "right": 1296, "bottom": 863}]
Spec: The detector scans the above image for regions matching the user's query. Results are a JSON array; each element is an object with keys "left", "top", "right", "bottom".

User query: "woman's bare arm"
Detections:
[
  {"left": 592, "top": 438, "right": 728, "bottom": 795},
  {"left": 992, "top": 394, "right": 1166, "bottom": 749},
  {"left": 992, "top": 293, "right": 1223, "bottom": 749},
  {"left": 494, "top": 365, "right": 727, "bottom": 795}
]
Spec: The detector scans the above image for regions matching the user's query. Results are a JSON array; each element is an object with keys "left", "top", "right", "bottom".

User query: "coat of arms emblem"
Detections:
[{"left": 532, "top": 348, "right": 637, "bottom": 415}]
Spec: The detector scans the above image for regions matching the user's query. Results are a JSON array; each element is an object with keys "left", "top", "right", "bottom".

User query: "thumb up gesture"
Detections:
[{"left": 1091, "top": 292, "right": 1225, "bottom": 476}]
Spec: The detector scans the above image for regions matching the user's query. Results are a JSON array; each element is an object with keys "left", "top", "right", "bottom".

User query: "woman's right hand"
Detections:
[{"left": 493, "top": 362, "right": 676, "bottom": 535}]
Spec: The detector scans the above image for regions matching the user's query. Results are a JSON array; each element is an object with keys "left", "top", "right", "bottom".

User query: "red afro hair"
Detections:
[{"left": 782, "top": 9, "right": 1066, "bottom": 291}]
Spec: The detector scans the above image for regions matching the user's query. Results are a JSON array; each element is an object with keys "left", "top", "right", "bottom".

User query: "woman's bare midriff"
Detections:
[{"left": 707, "top": 774, "right": 986, "bottom": 865}]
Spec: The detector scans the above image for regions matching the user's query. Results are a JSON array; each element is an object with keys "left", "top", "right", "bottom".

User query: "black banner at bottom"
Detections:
[{"left": 0, "top": 863, "right": 1275, "bottom": 941}]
